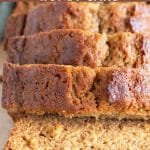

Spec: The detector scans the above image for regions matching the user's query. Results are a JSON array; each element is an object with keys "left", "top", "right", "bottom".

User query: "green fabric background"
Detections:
[{"left": 0, "top": 2, "right": 14, "bottom": 41}]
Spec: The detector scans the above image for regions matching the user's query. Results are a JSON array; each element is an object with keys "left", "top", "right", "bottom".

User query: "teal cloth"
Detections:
[{"left": 0, "top": 2, "right": 15, "bottom": 41}]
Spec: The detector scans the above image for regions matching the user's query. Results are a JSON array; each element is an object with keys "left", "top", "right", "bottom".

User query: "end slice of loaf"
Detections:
[
  {"left": 7, "top": 29, "right": 150, "bottom": 68},
  {"left": 2, "top": 63, "right": 150, "bottom": 120},
  {"left": 4, "top": 115, "right": 150, "bottom": 150},
  {"left": 4, "top": 2, "right": 37, "bottom": 47}
]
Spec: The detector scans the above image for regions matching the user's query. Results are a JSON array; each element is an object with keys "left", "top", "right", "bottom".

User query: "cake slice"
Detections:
[
  {"left": 19, "top": 2, "right": 150, "bottom": 35},
  {"left": 4, "top": 115, "right": 150, "bottom": 150},
  {"left": 7, "top": 29, "right": 150, "bottom": 68},
  {"left": 4, "top": 2, "right": 99, "bottom": 46},
  {"left": 24, "top": 2, "right": 100, "bottom": 35},
  {"left": 4, "top": 2, "right": 150, "bottom": 45},
  {"left": 2, "top": 63, "right": 150, "bottom": 120},
  {"left": 7, "top": 29, "right": 107, "bottom": 68}
]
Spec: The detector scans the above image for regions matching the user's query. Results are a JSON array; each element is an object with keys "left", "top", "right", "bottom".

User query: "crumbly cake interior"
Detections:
[{"left": 5, "top": 115, "right": 150, "bottom": 150}]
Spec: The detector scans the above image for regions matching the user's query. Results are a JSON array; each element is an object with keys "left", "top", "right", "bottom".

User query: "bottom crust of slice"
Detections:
[{"left": 5, "top": 115, "right": 150, "bottom": 150}]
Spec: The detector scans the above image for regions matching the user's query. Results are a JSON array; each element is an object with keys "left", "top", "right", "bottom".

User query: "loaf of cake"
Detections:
[
  {"left": 4, "top": 115, "right": 150, "bottom": 149},
  {"left": 4, "top": 2, "right": 150, "bottom": 46},
  {"left": 7, "top": 29, "right": 150, "bottom": 68},
  {"left": 2, "top": 63, "right": 150, "bottom": 120}
]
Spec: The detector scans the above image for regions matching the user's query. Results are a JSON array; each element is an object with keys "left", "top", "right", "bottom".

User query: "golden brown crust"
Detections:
[
  {"left": 2, "top": 63, "right": 150, "bottom": 119},
  {"left": 4, "top": 115, "right": 150, "bottom": 150},
  {"left": 7, "top": 29, "right": 150, "bottom": 68}
]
